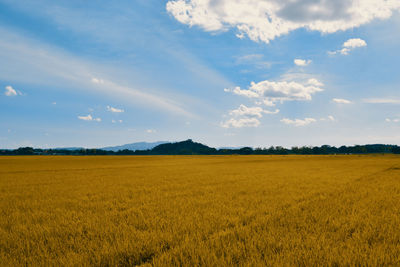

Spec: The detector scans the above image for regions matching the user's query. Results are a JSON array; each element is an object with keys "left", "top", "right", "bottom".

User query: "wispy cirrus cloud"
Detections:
[
  {"left": 107, "top": 106, "right": 124, "bottom": 113},
  {"left": 320, "top": 115, "right": 335, "bottom": 122},
  {"left": 385, "top": 118, "right": 400, "bottom": 123},
  {"left": 235, "top": 54, "right": 273, "bottom": 69},
  {"left": 281, "top": 117, "right": 316, "bottom": 127},
  {"left": 363, "top": 98, "right": 400, "bottom": 104},
  {"left": 0, "top": 27, "right": 194, "bottom": 118},
  {"left": 91, "top": 78, "right": 105, "bottom": 84},
  {"left": 332, "top": 98, "right": 352, "bottom": 104},
  {"left": 78, "top": 114, "right": 101, "bottom": 122},
  {"left": 221, "top": 117, "right": 261, "bottom": 128}
]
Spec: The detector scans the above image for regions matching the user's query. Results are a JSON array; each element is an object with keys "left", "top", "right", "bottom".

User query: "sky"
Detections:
[{"left": 1, "top": 0, "right": 400, "bottom": 149}]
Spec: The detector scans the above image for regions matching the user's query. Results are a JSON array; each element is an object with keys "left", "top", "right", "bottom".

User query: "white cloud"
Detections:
[
  {"left": 166, "top": 0, "right": 400, "bottom": 43},
  {"left": 221, "top": 117, "right": 260, "bottom": 128},
  {"left": 221, "top": 104, "right": 278, "bottom": 128},
  {"left": 112, "top": 119, "right": 123, "bottom": 123},
  {"left": 294, "top": 59, "right": 312, "bottom": 66},
  {"left": 91, "top": 77, "right": 105, "bottom": 84},
  {"left": 0, "top": 27, "right": 195, "bottom": 118},
  {"left": 78, "top": 115, "right": 93, "bottom": 121},
  {"left": 4, "top": 85, "right": 18, "bottom": 96},
  {"left": 307, "top": 78, "right": 324, "bottom": 87},
  {"left": 230, "top": 105, "right": 263, "bottom": 118},
  {"left": 330, "top": 38, "right": 367, "bottom": 55},
  {"left": 236, "top": 54, "right": 273, "bottom": 69},
  {"left": 225, "top": 78, "right": 323, "bottom": 106},
  {"left": 332, "top": 98, "right": 352, "bottom": 104},
  {"left": 146, "top": 129, "right": 156, "bottom": 133},
  {"left": 321, "top": 115, "right": 335, "bottom": 121},
  {"left": 229, "top": 104, "right": 279, "bottom": 118},
  {"left": 386, "top": 118, "right": 400, "bottom": 122},
  {"left": 281, "top": 117, "right": 316, "bottom": 127},
  {"left": 78, "top": 114, "right": 101, "bottom": 122},
  {"left": 226, "top": 86, "right": 259, "bottom": 98},
  {"left": 236, "top": 54, "right": 263, "bottom": 62},
  {"left": 363, "top": 98, "right": 400, "bottom": 104},
  {"left": 343, "top": 38, "right": 367, "bottom": 48},
  {"left": 107, "top": 105, "right": 124, "bottom": 113}
]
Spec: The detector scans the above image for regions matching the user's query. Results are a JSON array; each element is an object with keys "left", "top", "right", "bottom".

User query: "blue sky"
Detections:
[{"left": 1, "top": 0, "right": 400, "bottom": 149}]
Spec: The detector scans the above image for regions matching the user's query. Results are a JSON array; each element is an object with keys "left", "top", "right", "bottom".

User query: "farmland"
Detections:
[{"left": 1, "top": 155, "right": 400, "bottom": 266}]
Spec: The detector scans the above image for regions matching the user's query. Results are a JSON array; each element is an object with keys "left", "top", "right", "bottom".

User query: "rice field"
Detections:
[{"left": 1, "top": 155, "right": 400, "bottom": 266}]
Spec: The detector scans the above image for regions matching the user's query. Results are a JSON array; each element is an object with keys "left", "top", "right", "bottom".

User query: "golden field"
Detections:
[{"left": 1, "top": 155, "right": 400, "bottom": 266}]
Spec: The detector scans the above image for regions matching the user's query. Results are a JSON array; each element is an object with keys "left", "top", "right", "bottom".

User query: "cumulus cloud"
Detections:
[
  {"left": 166, "top": 0, "right": 400, "bottom": 43},
  {"left": 221, "top": 117, "right": 261, "bottom": 128},
  {"left": 107, "top": 105, "right": 124, "bottom": 113},
  {"left": 4, "top": 85, "right": 19, "bottom": 96},
  {"left": 112, "top": 119, "right": 123, "bottom": 123},
  {"left": 363, "top": 98, "right": 400, "bottom": 104},
  {"left": 281, "top": 117, "right": 316, "bottom": 127},
  {"left": 343, "top": 38, "right": 367, "bottom": 48},
  {"left": 294, "top": 59, "right": 312, "bottom": 66},
  {"left": 78, "top": 114, "right": 101, "bottom": 122},
  {"left": 332, "top": 98, "right": 352, "bottom": 104},
  {"left": 222, "top": 104, "right": 278, "bottom": 128},
  {"left": 329, "top": 38, "right": 367, "bottom": 55},
  {"left": 307, "top": 78, "right": 324, "bottom": 87},
  {"left": 146, "top": 129, "right": 156, "bottom": 133},
  {"left": 225, "top": 78, "right": 323, "bottom": 106}
]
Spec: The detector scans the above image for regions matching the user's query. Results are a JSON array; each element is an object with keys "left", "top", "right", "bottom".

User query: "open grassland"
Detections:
[{"left": 1, "top": 155, "right": 400, "bottom": 266}]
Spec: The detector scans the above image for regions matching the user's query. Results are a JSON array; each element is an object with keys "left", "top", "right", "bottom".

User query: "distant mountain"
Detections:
[
  {"left": 151, "top": 139, "right": 217, "bottom": 155},
  {"left": 2, "top": 139, "right": 400, "bottom": 156},
  {"left": 101, "top": 141, "right": 169, "bottom": 152}
]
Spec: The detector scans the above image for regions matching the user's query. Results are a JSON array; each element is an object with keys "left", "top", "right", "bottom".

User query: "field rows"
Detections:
[{"left": 1, "top": 155, "right": 400, "bottom": 266}]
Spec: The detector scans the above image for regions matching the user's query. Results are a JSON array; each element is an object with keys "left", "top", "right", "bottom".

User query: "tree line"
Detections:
[{"left": 1, "top": 140, "right": 400, "bottom": 155}]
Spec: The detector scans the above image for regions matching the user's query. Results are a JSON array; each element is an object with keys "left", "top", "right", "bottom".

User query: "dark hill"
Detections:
[{"left": 151, "top": 139, "right": 217, "bottom": 155}]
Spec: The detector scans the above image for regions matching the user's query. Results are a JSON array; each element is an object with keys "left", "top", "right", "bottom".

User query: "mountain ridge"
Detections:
[
  {"left": 1, "top": 140, "right": 400, "bottom": 155},
  {"left": 100, "top": 141, "right": 169, "bottom": 152}
]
